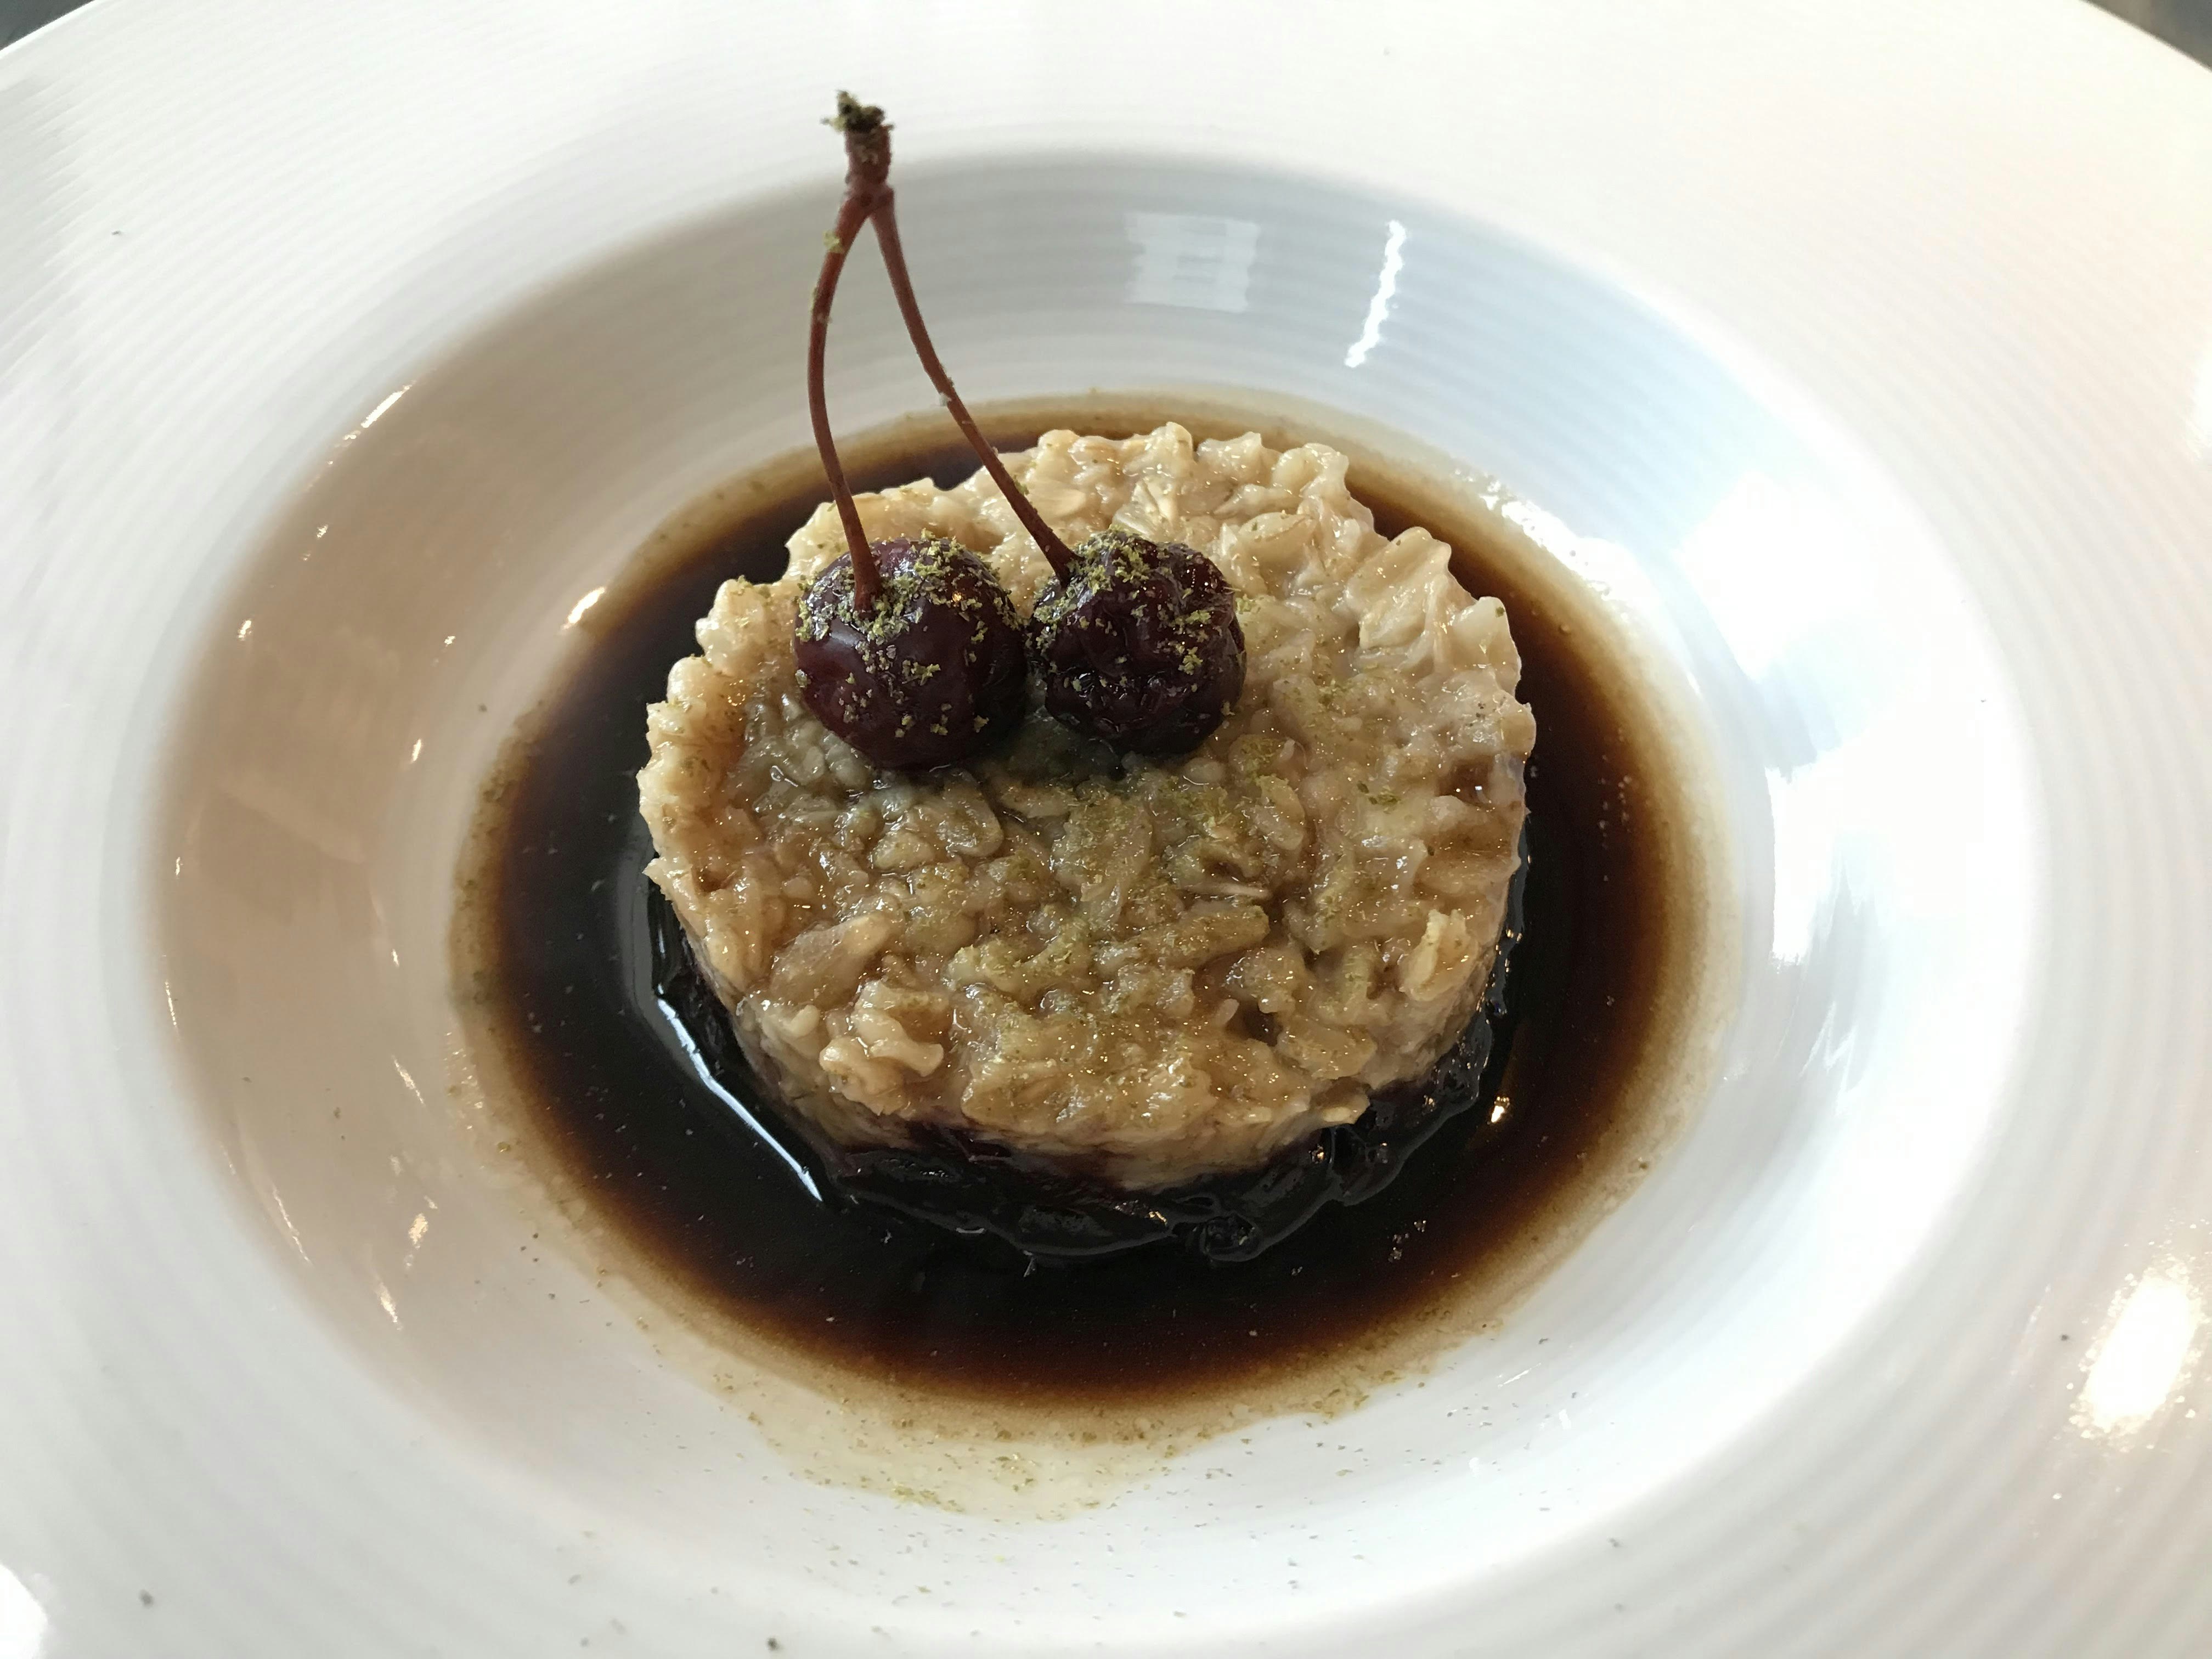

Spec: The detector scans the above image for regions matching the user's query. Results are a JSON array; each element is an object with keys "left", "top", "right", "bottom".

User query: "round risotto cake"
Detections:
[{"left": 638, "top": 423, "right": 1536, "bottom": 1191}]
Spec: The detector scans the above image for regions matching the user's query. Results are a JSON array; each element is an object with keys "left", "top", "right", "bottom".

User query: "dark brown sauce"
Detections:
[{"left": 465, "top": 404, "right": 1684, "bottom": 1408}]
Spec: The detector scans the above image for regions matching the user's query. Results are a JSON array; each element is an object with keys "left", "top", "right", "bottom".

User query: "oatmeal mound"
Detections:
[{"left": 638, "top": 424, "right": 1535, "bottom": 1189}]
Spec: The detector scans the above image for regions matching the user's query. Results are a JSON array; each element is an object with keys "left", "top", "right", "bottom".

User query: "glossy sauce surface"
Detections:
[{"left": 460, "top": 405, "right": 1685, "bottom": 1407}]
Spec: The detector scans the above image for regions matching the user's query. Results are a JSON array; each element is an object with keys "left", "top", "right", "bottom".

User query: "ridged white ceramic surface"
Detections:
[{"left": 4, "top": 2, "right": 2212, "bottom": 1655}]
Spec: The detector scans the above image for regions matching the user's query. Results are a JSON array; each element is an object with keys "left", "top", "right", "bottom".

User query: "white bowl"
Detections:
[{"left": 6, "top": 2, "right": 2212, "bottom": 1655}]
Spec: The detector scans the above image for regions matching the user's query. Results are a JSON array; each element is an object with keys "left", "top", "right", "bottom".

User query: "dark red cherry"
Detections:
[
  {"left": 833, "top": 112, "right": 1243, "bottom": 759},
  {"left": 794, "top": 535, "right": 1027, "bottom": 770},
  {"left": 1026, "top": 528, "right": 1245, "bottom": 755},
  {"left": 788, "top": 97, "right": 1026, "bottom": 772},
  {"left": 797, "top": 96, "right": 1244, "bottom": 765}
]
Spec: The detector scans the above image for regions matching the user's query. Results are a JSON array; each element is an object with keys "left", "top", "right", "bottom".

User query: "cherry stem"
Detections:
[
  {"left": 809, "top": 96, "right": 894, "bottom": 609},
  {"left": 868, "top": 190, "right": 1077, "bottom": 578}
]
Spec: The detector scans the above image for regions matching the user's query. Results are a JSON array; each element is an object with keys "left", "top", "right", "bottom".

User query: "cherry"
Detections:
[
  {"left": 1026, "top": 528, "right": 1246, "bottom": 755},
  {"left": 853, "top": 105, "right": 1246, "bottom": 757},
  {"left": 796, "top": 94, "right": 1245, "bottom": 764},
  {"left": 794, "top": 534, "right": 1026, "bottom": 768},
  {"left": 791, "top": 96, "right": 1025, "bottom": 770}
]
